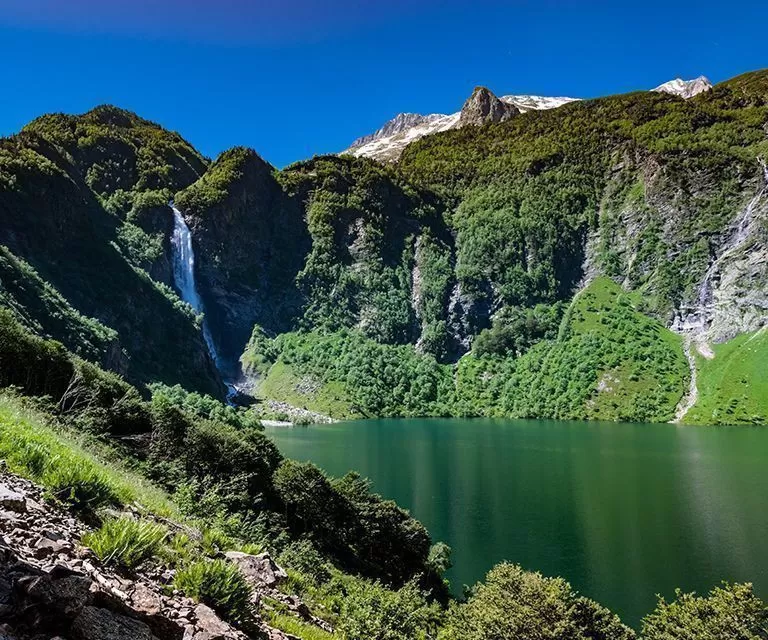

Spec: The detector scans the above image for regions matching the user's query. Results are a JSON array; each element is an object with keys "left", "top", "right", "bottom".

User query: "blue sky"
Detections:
[{"left": 0, "top": 0, "right": 765, "bottom": 167}]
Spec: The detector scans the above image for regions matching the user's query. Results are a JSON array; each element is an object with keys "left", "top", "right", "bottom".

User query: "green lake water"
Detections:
[{"left": 265, "top": 418, "right": 768, "bottom": 628}]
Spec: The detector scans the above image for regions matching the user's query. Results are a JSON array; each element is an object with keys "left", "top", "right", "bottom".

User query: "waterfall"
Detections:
[{"left": 170, "top": 206, "right": 236, "bottom": 398}]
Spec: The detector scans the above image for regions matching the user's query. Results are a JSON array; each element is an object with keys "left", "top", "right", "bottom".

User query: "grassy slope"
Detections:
[
  {"left": 253, "top": 279, "right": 688, "bottom": 422},
  {"left": 684, "top": 328, "right": 768, "bottom": 425},
  {"left": 0, "top": 392, "right": 178, "bottom": 517},
  {"left": 257, "top": 360, "right": 360, "bottom": 420},
  {"left": 571, "top": 278, "right": 688, "bottom": 421}
]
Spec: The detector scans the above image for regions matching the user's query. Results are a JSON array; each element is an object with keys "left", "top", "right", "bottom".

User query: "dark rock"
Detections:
[
  {"left": 24, "top": 573, "right": 93, "bottom": 618},
  {"left": 71, "top": 606, "right": 158, "bottom": 640}
]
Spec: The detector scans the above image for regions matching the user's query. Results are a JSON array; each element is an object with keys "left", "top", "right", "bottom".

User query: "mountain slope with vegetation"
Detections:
[{"left": 1, "top": 72, "right": 768, "bottom": 418}]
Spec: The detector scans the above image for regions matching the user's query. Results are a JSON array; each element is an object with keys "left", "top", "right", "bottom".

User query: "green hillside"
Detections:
[{"left": 685, "top": 328, "right": 768, "bottom": 425}]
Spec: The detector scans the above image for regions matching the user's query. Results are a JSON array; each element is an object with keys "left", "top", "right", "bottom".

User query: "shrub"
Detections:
[
  {"left": 336, "top": 578, "right": 441, "bottom": 640},
  {"left": 83, "top": 517, "right": 168, "bottom": 569},
  {"left": 642, "top": 582, "right": 768, "bottom": 640},
  {"left": 439, "top": 562, "right": 634, "bottom": 640},
  {"left": 174, "top": 559, "right": 252, "bottom": 624}
]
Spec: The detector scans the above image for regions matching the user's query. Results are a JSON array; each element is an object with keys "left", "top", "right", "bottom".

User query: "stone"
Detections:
[
  {"left": 224, "top": 551, "right": 287, "bottom": 589},
  {"left": 131, "top": 582, "right": 162, "bottom": 616},
  {"left": 193, "top": 603, "right": 230, "bottom": 636},
  {"left": 0, "top": 485, "right": 26, "bottom": 513},
  {"left": 71, "top": 606, "right": 157, "bottom": 640},
  {"left": 33, "top": 537, "right": 66, "bottom": 559},
  {"left": 24, "top": 573, "right": 93, "bottom": 617}
]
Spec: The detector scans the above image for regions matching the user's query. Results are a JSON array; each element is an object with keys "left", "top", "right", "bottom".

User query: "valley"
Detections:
[{"left": 0, "top": 65, "right": 767, "bottom": 639}]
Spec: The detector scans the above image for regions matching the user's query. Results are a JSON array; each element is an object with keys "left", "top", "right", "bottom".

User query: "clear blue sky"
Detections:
[{"left": 1, "top": 0, "right": 765, "bottom": 167}]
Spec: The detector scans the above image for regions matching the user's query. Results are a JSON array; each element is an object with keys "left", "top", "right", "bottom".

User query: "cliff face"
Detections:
[
  {"left": 458, "top": 86, "right": 520, "bottom": 127},
  {"left": 175, "top": 148, "right": 310, "bottom": 372}
]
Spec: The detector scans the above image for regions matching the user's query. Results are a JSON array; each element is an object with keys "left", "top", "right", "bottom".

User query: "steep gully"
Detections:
[
  {"left": 170, "top": 205, "right": 239, "bottom": 402},
  {"left": 672, "top": 158, "right": 767, "bottom": 422}
]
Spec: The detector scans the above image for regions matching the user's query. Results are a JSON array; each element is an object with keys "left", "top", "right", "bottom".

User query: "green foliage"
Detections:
[
  {"left": 174, "top": 559, "right": 252, "bottom": 624},
  {"left": 439, "top": 563, "right": 634, "bottom": 640},
  {"left": 149, "top": 383, "right": 263, "bottom": 431},
  {"left": 0, "top": 391, "right": 177, "bottom": 516},
  {"left": 43, "top": 459, "right": 119, "bottom": 511},
  {"left": 336, "top": 578, "right": 441, "bottom": 640},
  {"left": 274, "top": 461, "right": 433, "bottom": 586},
  {"left": 642, "top": 582, "right": 768, "bottom": 640},
  {"left": 261, "top": 330, "right": 454, "bottom": 418},
  {"left": 456, "top": 278, "right": 688, "bottom": 422},
  {"left": 267, "top": 613, "right": 336, "bottom": 640},
  {"left": 0, "top": 246, "right": 118, "bottom": 363},
  {"left": 472, "top": 303, "right": 565, "bottom": 357},
  {"left": 83, "top": 516, "right": 168, "bottom": 568}
]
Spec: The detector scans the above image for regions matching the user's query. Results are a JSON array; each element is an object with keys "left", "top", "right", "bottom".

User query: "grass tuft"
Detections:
[
  {"left": 83, "top": 516, "right": 168, "bottom": 569},
  {"left": 174, "top": 559, "right": 252, "bottom": 623}
]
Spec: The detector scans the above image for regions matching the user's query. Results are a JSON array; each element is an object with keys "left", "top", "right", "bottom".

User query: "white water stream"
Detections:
[{"left": 170, "top": 205, "right": 237, "bottom": 400}]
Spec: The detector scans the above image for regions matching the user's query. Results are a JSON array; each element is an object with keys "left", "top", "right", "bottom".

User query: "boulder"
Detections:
[
  {"left": 224, "top": 551, "right": 287, "bottom": 589},
  {"left": 71, "top": 605, "right": 158, "bottom": 640},
  {"left": 0, "top": 486, "right": 26, "bottom": 513},
  {"left": 193, "top": 603, "right": 230, "bottom": 638}
]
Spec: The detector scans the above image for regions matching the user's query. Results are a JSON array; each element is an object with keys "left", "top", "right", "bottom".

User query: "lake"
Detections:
[{"left": 265, "top": 418, "right": 768, "bottom": 628}]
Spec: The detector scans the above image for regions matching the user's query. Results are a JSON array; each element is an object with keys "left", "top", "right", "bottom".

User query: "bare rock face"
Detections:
[
  {"left": 458, "top": 86, "right": 520, "bottom": 127},
  {"left": 224, "top": 551, "right": 287, "bottom": 590}
]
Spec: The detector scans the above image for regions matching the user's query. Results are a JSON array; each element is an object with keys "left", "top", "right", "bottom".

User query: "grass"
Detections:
[
  {"left": 83, "top": 516, "right": 168, "bottom": 568},
  {"left": 0, "top": 391, "right": 179, "bottom": 516},
  {"left": 266, "top": 613, "right": 336, "bottom": 640},
  {"left": 257, "top": 361, "right": 359, "bottom": 420},
  {"left": 685, "top": 327, "right": 768, "bottom": 425},
  {"left": 174, "top": 559, "right": 252, "bottom": 623}
]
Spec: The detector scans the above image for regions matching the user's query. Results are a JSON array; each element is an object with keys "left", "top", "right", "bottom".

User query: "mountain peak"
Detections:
[
  {"left": 458, "top": 86, "right": 519, "bottom": 127},
  {"left": 343, "top": 87, "right": 578, "bottom": 162},
  {"left": 653, "top": 76, "right": 713, "bottom": 99}
]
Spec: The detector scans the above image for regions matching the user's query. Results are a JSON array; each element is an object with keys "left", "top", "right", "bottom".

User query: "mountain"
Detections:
[
  {"left": 344, "top": 86, "right": 578, "bottom": 162},
  {"left": 653, "top": 75, "right": 713, "bottom": 98},
  {"left": 1, "top": 70, "right": 767, "bottom": 425}
]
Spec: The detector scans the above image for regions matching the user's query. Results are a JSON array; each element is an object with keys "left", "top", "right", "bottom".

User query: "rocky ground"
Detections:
[{"left": 0, "top": 470, "right": 329, "bottom": 640}]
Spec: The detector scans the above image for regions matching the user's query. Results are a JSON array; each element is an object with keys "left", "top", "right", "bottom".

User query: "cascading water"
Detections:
[{"left": 170, "top": 205, "right": 237, "bottom": 400}]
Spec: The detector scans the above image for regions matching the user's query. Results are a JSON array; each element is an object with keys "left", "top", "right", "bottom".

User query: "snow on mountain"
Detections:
[
  {"left": 345, "top": 92, "right": 578, "bottom": 162},
  {"left": 346, "top": 113, "right": 460, "bottom": 162},
  {"left": 652, "top": 76, "right": 713, "bottom": 99},
  {"left": 500, "top": 95, "right": 580, "bottom": 111}
]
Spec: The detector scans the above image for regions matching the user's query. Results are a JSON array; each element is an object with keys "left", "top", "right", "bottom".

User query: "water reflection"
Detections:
[{"left": 267, "top": 419, "right": 768, "bottom": 628}]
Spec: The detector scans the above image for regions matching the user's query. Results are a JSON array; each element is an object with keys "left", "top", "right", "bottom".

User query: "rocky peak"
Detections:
[
  {"left": 350, "top": 113, "right": 448, "bottom": 149},
  {"left": 458, "top": 86, "right": 520, "bottom": 127},
  {"left": 653, "top": 76, "right": 713, "bottom": 99}
]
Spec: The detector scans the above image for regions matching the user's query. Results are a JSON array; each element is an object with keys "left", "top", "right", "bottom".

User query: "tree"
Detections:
[{"left": 642, "top": 583, "right": 768, "bottom": 640}]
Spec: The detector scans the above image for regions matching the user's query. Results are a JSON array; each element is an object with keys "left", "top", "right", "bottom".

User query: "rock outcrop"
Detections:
[
  {"left": 458, "top": 86, "right": 520, "bottom": 127},
  {"left": 0, "top": 472, "right": 308, "bottom": 640}
]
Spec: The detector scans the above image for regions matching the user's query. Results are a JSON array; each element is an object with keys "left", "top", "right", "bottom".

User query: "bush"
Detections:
[
  {"left": 336, "top": 578, "right": 441, "bottom": 640},
  {"left": 83, "top": 516, "right": 168, "bottom": 569},
  {"left": 439, "top": 562, "right": 634, "bottom": 640},
  {"left": 174, "top": 559, "right": 252, "bottom": 624},
  {"left": 642, "top": 582, "right": 768, "bottom": 640}
]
